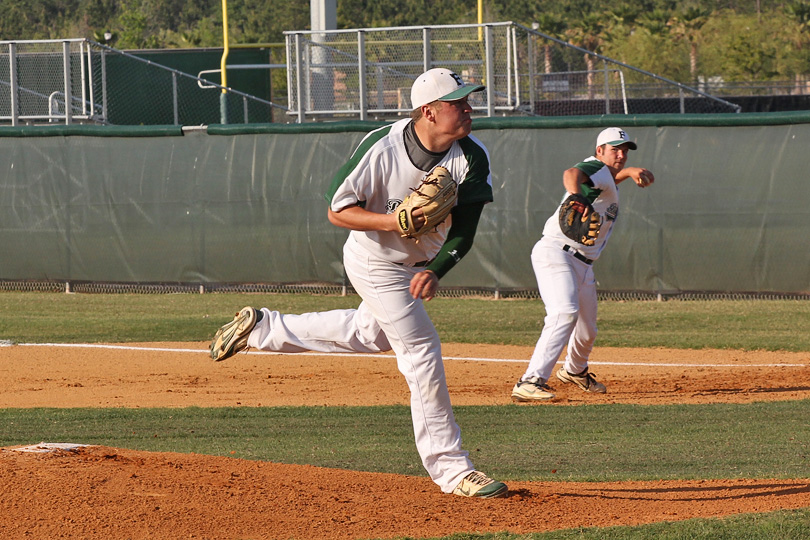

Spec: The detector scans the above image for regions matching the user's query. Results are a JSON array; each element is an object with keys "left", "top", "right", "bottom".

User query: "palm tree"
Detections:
[
  {"left": 638, "top": 8, "right": 673, "bottom": 37},
  {"left": 785, "top": 1, "right": 810, "bottom": 91},
  {"left": 533, "top": 13, "right": 567, "bottom": 74},
  {"left": 566, "top": 13, "right": 606, "bottom": 99},
  {"left": 607, "top": 3, "right": 641, "bottom": 34},
  {"left": 669, "top": 7, "right": 712, "bottom": 85},
  {"left": 786, "top": 0, "right": 810, "bottom": 30}
]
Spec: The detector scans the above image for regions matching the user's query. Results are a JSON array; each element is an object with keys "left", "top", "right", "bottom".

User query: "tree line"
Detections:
[{"left": 2, "top": 0, "right": 810, "bottom": 84}]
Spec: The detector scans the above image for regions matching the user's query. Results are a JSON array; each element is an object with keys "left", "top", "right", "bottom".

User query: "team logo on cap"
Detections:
[{"left": 450, "top": 72, "right": 464, "bottom": 87}]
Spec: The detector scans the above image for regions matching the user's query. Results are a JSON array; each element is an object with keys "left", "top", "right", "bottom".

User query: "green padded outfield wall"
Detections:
[{"left": 1, "top": 113, "right": 809, "bottom": 294}]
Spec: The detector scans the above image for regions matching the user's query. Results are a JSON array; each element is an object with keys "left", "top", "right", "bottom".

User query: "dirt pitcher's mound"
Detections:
[
  {"left": 1, "top": 342, "right": 810, "bottom": 539},
  {"left": 2, "top": 445, "right": 810, "bottom": 540}
]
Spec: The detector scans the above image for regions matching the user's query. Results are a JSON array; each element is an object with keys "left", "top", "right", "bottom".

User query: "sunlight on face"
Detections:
[
  {"left": 431, "top": 97, "right": 473, "bottom": 139},
  {"left": 597, "top": 143, "right": 631, "bottom": 172}
]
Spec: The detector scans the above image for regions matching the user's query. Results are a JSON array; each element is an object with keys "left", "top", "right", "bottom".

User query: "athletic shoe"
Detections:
[
  {"left": 209, "top": 307, "right": 258, "bottom": 361},
  {"left": 511, "top": 376, "right": 555, "bottom": 402},
  {"left": 556, "top": 367, "right": 607, "bottom": 393},
  {"left": 452, "top": 471, "right": 508, "bottom": 499}
]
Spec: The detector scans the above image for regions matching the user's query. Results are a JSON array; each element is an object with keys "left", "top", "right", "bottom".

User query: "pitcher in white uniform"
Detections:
[
  {"left": 511, "top": 127, "right": 655, "bottom": 402},
  {"left": 209, "top": 68, "right": 507, "bottom": 498}
]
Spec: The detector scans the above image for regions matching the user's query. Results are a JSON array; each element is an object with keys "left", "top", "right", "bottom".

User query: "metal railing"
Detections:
[
  {"left": 0, "top": 40, "right": 102, "bottom": 125},
  {"left": 1, "top": 29, "right": 744, "bottom": 126},
  {"left": 284, "top": 22, "right": 741, "bottom": 122},
  {"left": 0, "top": 39, "right": 289, "bottom": 126}
]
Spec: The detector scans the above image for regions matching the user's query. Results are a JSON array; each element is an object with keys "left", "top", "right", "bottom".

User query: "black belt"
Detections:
[
  {"left": 563, "top": 244, "right": 593, "bottom": 265},
  {"left": 394, "top": 259, "right": 433, "bottom": 267}
]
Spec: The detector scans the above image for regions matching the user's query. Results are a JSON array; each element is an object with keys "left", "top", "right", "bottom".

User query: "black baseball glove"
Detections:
[{"left": 558, "top": 193, "right": 602, "bottom": 246}]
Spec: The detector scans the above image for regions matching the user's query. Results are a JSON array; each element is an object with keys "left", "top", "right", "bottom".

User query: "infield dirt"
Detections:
[{"left": 2, "top": 342, "right": 810, "bottom": 539}]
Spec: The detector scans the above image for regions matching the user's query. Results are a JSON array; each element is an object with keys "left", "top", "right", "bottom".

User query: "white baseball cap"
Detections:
[
  {"left": 596, "top": 127, "right": 638, "bottom": 150},
  {"left": 410, "top": 68, "right": 485, "bottom": 109}
]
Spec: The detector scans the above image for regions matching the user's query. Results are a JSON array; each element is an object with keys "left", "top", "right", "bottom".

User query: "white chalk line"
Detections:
[{"left": 10, "top": 342, "right": 809, "bottom": 368}]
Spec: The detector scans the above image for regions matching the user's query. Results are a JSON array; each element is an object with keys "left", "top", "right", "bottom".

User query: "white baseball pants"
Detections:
[
  {"left": 247, "top": 235, "right": 474, "bottom": 493},
  {"left": 520, "top": 238, "right": 598, "bottom": 382}
]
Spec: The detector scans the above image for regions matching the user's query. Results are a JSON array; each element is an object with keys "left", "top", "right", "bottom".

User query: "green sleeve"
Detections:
[
  {"left": 457, "top": 136, "right": 494, "bottom": 205},
  {"left": 575, "top": 159, "right": 606, "bottom": 202},
  {"left": 425, "top": 202, "right": 485, "bottom": 279}
]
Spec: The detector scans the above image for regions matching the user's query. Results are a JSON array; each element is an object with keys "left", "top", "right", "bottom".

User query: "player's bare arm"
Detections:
[
  {"left": 615, "top": 167, "right": 654, "bottom": 188},
  {"left": 328, "top": 205, "right": 426, "bottom": 231},
  {"left": 327, "top": 204, "right": 438, "bottom": 300},
  {"left": 562, "top": 167, "right": 590, "bottom": 195},
  {"left": 562, "top": 168, "right": 593, "bottom": 217}
]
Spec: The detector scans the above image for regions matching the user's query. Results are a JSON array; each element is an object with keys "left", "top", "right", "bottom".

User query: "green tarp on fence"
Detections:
[{"left": 2, "top": 113, "right": 809, "bottom": 294}]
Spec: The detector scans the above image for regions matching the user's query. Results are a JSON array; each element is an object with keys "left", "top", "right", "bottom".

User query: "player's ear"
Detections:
[{"left": 422, "top": 102, "right": 439, "bottom": 122}]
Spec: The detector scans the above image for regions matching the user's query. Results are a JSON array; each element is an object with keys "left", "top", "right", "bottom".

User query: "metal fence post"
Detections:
[
  {"left": 9, "top": 43, "right": 18, "bottom": 126},
  {"left": 511, "top": 26, "right": 520, "bottom": 108},
  {"left": 62, "top": 41, "right": 72, "bottom": 125},
  {"left": 100, "top": 47, "right": 108, "bottom": 123},
  {"left": 304, "top": 42, "right": 311, "bottom": 119},
  {"left": 85, "top": 41, "right": 95, "bottom": 119},
  {"left": 527, "top": 29, "right": 536, "bottom": 116},
  {"left": 172, "top": 72, "right": 179, "bottom": 125},
  {"left": 506, "top": 26, "right": 512, "bottom": 106},
  {"left": 604, "top": 59, "right": 610, "bottom": 114},
  {"left": 422, "top": 27, "right": 431, "bottom": 73},
  {"left": 375, "top": 65, "right": 384, "bottom": 110},
  {"left": 79, "top": 41, "right": 87, "bottom": 116},
  {"left": 294, "top": 33, "right": 305, "bottom": 123},
  {"left": 485, "top": 25, "right": 494, "bottom": 117},
  {"left": 357, "top": 30, "right": 367, "bottom": 121}
]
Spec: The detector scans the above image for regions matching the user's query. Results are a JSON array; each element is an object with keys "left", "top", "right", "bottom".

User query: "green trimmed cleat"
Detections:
[
  {"left": 209, "top": 307, "right": 258, "bottom": 362},
  {"left": 511, "top": 376, "right": 556, "bottom": 402},
  {"left": 452, "top": 471, "right": 508, "bottom": 499},
  {"left": 556, "top": 367, "right": 607, "bottom": 393}
]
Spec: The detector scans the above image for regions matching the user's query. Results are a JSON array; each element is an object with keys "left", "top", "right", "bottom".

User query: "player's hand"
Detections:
[
  {"left": 632, "top": 168, "right": 655, "bottom": 188},
  {"left": 387, "top": 208, "right": 425, "bottom": 232},
  {"left": 567, "top": 193, "right": 592, "bottom": 219},
  {"left": 409, "top": 270, "right": 438, "bottom": 301},
  {"left": 410, "top": 208, "right": 426, "bottom": 230}
]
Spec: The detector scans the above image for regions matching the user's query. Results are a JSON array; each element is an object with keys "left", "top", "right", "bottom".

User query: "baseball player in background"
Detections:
[
  {"left": 511, "top": 127, "right": 655, "bottom": 402},
  {"left": 209, "top": 68, "right": 508, "bottom": 498}
]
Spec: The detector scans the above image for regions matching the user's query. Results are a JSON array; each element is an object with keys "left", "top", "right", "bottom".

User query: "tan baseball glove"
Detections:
[{"left": 395, "top": 166, "right": 458, "bottom": 239}]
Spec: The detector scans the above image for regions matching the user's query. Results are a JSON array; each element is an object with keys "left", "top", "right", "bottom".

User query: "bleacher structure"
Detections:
[{"left": 0, "top": 22, "right": 742, "bottom": 127}]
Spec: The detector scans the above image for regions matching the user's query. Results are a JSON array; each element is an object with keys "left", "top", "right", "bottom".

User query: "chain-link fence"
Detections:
[
  {"left": 0, "top": 39, "right": 288, "bottom": 126},
  {"left": 0, "top": 27, "right": 744, "bottom": 127},
  {"left": 2, "top": 277, "right": 809, "bottom": 301},
  {"left": 285, "top": 22, "right": 741, "bottom": 122}
]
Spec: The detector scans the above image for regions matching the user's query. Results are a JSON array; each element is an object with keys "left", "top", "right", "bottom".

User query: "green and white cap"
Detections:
[
  {"left": 596, "top": 127, "right": 638, "bottom": 150},
  {"left": 410, "top": 68, "right": 485, "bottom": 109}
]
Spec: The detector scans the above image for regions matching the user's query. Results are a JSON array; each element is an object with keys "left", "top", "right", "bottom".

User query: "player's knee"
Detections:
[{"left": 544, "top": 310, "right": 578, "bottom": 330}]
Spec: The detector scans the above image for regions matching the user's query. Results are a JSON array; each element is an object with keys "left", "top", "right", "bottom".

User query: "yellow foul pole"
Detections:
[
  {"left": 478, "top": 0, "right": 483, "bottom": 41},
  {"left": 220, "top": 0, "right": 230, "bottom": 123}
]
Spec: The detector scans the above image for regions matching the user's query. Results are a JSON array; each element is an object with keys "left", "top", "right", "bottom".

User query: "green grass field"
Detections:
[
  {"left": 2, "top": 291, "right": 810, "bottom": 539},
  {"left": 4, "top": 292, "right": 810, "bottom": 351}
]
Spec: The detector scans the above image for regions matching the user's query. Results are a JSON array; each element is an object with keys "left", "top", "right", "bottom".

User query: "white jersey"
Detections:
[
  {"left": 326, "top": 118, "right": 493, "bottom": 265},
  {"left": 541, "top": 156, "right": 619, "bottom": 261}
]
